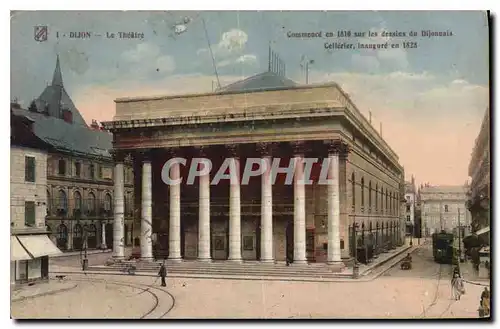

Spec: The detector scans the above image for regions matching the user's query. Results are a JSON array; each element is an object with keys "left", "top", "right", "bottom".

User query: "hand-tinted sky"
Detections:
[{"left": 10, "top": 11, "right": 490, "bottom": 185}]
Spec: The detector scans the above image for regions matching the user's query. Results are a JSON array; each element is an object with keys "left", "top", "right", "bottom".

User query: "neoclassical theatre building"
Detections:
[{"left": 103, "top": 69, "right": 405, "bottom": 267}]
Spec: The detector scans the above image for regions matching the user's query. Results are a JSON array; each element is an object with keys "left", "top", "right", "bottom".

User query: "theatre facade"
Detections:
[{"left": 103, "top": 71, "right": 406, "bottom": 268}]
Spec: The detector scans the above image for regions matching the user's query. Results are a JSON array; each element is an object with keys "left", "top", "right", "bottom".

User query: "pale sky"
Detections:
[{"left": 10, "top": 11, "right": 489, "bottom": 186}]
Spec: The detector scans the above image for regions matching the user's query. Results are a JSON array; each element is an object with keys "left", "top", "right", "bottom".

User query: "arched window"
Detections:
[
  {"left": 380, "top": 187, "right": 384, "bottom": 213},
  {"left": 368, "top": 181, "right": 372, "bottom": 212},
  {"left": 88, "top": 224, "right": 97, "bottom": 236},
  {"left": 361, "top": 177, "right": 365, "bottom": 210},
  {"left": 74, "top": 223, "right": 82, "bottom": 237},
  {"left": 385, "top": 190, "right": 389, "bottom": 213},
  {"left": 375, "top": 184, "right": 378, "bottom": 212},
  {"left": 104, "top": 193, "right": 112, "bottom": 211},
  {"left": 58, "top": 190, "right": 67, "bottom": 210},
  {"left": 47, "top": 190, "right": 51, "bottom": 215},
  {"left": 74, "top": 191, "right": 82, "bottom": 210},
  {"left": 389, "top": 192, "right": 392, "bottom": 215},
  {"left": 88, "top": 192, "right": 96, "bottom": 213},
  {"left": 351, "top": 173, "right": 355, "bottom": 211},
  {"left": 57, "top": 224, "right": 67, "bottom": 239}
]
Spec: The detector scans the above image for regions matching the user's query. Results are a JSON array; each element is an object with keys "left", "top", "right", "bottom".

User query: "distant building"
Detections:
[
  {"left": 10, "top": 108, "right": 62, "bottom": 285},
  {"left": 420, "top": 185, "right": 471, "bottom": 236},
  {"left": 12, "top": 56, "right": 135, "bottom": 253},
  {"left": 404, "top": 176, "right": 417, "bottom": 236},
  {"left": 466, "top": 108, "right": 490, "bottom": 244}
]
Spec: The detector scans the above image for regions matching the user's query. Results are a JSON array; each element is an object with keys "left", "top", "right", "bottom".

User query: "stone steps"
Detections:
[
  {"left": 89, "top": 261, "right": 349, "bottom": 278},
  {"left": 89, "top": 266, "right": 347, "bottom": 278}
]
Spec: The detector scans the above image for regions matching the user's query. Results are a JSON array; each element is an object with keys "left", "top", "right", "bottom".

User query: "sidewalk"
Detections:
[
  {"left": 460, "top": 260, "right": 490, "bottom": 286},
  {"left": 11, "top": 280, "right": 77, "bottom": 302}
]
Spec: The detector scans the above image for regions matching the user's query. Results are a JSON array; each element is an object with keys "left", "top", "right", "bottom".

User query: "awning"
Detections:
[
  {"left": 17, "top": 235, "right": 63, "bottom": 258},
  {"left": 475, "top": 226, "right": 490, "bottom": 236},
  {"left": 11, "top": 236, "right": 33, "bottom": 261}
]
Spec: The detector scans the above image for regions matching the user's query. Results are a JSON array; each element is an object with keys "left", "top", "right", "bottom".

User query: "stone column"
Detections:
[
  {"left": 169, "top": 152, "right": 182, "bottom": 261},
  {"left": 326, "top": 142, "right": 342, "bottom": 264},
  {"left": 228, "top": 146, "right": 242, "bottom": 262},
  {"left": 101, "top": 222, "right": 107, "bottom": 249},
  {"left": 292, "top": 142, "right": 307, "bottom": 265},
  {"left": 198, "top": 153, "right": 211, "bottom": 261},
  {"left": 141, "top": 152, "right": 153, "bottom": 260},
  {"left": 113, "top": 151, "right": 125, "bottom": 259},
  {"left": 259, "top": 143, "right": 274, "bottom": 263}
]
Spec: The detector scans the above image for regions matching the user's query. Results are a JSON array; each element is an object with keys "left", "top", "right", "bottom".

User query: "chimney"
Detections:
[
  {"left": 62, "top": 109, "right": 73, "bottom": 124},
  {"left": 369, "top": 111, "right": 372, "bottom": 124},
  {"left": 90, "top": 119, "right": 100, "bottom": 130}
]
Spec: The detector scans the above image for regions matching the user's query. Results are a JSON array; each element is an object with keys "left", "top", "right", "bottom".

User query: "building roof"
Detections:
[
  {"left": 217, "top": 71, "right": 298, "bottom": 93},
  {"left": 11, "top": 107, "right": 112, "bottom": 159},
  {"left": 420, "top": 185, "right": 468, "bottom": 194},
  {"left": 33, "top": 56, "right": 88, "bottom": 127}
]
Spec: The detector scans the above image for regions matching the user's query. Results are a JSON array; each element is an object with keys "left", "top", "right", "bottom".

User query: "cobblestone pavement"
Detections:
[{"left": 13, "top": 244, "right": 488, "bottom": 319}]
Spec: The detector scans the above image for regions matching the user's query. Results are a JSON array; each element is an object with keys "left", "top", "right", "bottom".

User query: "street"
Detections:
[{"left": 11, "top": 244, "right": 488, "bottom": 319}]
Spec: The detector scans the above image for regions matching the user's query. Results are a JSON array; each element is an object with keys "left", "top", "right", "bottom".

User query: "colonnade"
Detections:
[{"left": 112, "top": 141, "right": 349, "bottom": 264}]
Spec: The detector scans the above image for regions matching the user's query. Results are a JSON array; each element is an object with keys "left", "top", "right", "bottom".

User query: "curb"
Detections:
[
  {"left": 11, "top": 283, "right": 78, "bottom": 302},
  {"left": 359, "top": 245, "right": 412, "bottom": 278},
  {"left": 463, "top": 279, "right": 490, "bottom": 287}
]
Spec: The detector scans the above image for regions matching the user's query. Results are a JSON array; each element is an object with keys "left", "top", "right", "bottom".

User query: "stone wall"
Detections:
[{"left": 10, "top": 146, "right": 47, "bottom": 229}]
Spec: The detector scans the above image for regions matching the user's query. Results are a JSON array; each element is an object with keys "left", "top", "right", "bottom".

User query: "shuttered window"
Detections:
[
  {"left": 25, "top": 156, "right": 35, "bottom": 182},
  {"left": 25, "top": 201, "right": 36, "bottom": 227}
]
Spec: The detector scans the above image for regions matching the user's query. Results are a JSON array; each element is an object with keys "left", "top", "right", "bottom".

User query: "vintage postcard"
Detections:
[{"left": 10, "top": 10, "right": 490, "bottom": 319}]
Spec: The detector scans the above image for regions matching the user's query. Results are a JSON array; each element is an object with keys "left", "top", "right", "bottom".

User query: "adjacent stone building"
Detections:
[
  {"left": 12, "top": 56, "right": 134, "bottom": 252},
  {"left": 466, "top": 108, "right": 490, "bottom": 244},
  {"left": 103, "top": 66, "right": 406, "bottom": 268},
  {"left": 10, "top": 108, "right": 62, "bottom": 285},
  {"left": 420, "top": 185, "right": 471, "bottom": 236},
  {"left": 404, "top": 176, "right": 417, "bottom": 236}
]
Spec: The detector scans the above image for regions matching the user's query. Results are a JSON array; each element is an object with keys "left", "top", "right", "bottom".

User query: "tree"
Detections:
[{"left": 28, "top": 100, "right": 38, "bottom": 112}]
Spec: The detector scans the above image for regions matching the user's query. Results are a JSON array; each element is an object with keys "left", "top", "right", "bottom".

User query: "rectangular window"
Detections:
[
  {"left": 58, "top": 159, "right": 66, "bottom": 175},
  {"left": 406, "top": 205, "right": 411, "bottom": 212},
  {"left": 75, "top": 162, "right": 81, "bottom": 177},
  {"left": 25, "top": 201, "right": 36, "bottom": 227},
  {"left": 406, "top": 215, "right": 411, "bottom": 222},
  {"left": 98, "top": 165, "right": 103, "bottom": 179},
  {"left": 444, "top": 205, "right": 449, "bottom": 212},
  {"left": 90, "top": 164, "right": 95, "bottom": 179},
  {"left": 25, "top": 156, "right": 36, "bottom": 182}
]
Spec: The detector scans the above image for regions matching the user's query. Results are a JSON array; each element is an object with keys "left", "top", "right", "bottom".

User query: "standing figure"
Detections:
[
  {"left": 158, "top": 260, "right": 167, "bottom": 287},
  {"left": 481, "top": 287, "right": 490, "bottom": 316},
  {"left": 451, "top": 273, "right": 465, "bottom": 301}
]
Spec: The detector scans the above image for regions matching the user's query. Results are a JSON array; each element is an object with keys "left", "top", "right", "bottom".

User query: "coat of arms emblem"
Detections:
[{"left": 34, "top": 26, "right": 48, "bottom": 42}]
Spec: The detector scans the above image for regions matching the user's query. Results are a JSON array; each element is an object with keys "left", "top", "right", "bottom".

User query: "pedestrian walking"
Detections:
[{"left": 158, "top": 260, "right": 167, "bottom": 287}]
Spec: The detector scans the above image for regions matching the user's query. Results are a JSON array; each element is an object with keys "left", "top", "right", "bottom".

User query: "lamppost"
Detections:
[
  {"left": 352, "top": 222, "right": 360, "bottom": 279},
  {"left": 458, "top": 208, "right": 464, "bottom": 263},
  {"left": 81, "top": 227, "right": 89, "bottom": 271}
]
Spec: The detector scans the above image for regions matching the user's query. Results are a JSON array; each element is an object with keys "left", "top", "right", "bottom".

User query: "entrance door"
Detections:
[
  {"left": 41, "top": 256, "right": 49, "bottom": 279},
  {"left": 255, "top": 218, "right": 261, "bottom": 260},
  {"left": 124, "top": 224, "right": 129, "bottom": 246},
  {"left": 180, "top": 221, "right": 186, "bottom": 258},
  {"left": 285, "top": 219, "right": 294, "bottom": 263},
  {"left": 105, "top": 224, "right": 113, "bottom": 249}
]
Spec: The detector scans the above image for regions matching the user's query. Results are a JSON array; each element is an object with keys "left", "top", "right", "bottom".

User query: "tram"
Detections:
[{"left": 432, "top": 231, "right": 456, "bottom": 264}]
